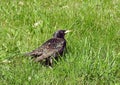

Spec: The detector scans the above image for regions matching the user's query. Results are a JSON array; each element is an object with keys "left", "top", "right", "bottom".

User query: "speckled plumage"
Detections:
[{"left": 25, "top": 30, "right": 71, "bottom": 66}]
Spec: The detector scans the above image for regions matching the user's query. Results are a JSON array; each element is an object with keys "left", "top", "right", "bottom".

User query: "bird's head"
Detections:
[{"left": 53, "top": 30, "right": 71, "bottom": 38}]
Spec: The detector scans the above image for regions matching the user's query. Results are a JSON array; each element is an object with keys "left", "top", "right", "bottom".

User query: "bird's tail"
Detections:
[{"left": 23, "top": 52, "right": 32, "bottom": 56}]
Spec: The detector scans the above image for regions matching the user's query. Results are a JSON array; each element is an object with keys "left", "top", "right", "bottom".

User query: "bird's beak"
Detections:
[{"left": 65, "top": 30, "right": 72, "bottom": 33}]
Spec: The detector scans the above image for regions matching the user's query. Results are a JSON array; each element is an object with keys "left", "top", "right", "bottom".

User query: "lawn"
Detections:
[{"left": 0, "top": 0, "right": 120, "bottom": 85}]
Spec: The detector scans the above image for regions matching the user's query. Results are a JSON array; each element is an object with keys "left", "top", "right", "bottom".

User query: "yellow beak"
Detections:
[{"left": 65, "top": 30, "right": 72, "bottom": 33}]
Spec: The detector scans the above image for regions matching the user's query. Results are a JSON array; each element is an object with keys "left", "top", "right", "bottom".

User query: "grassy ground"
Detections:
[{"left": 0, "top": 0, "right": 120, "bottom": 85}]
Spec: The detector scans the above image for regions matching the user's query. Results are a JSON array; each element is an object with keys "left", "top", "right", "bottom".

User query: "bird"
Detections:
[{"left": 25, "top": 30, "right": 71, "bottom": 66}]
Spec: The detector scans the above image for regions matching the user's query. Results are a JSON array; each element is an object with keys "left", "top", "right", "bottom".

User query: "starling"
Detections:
[{"left": 25, "top": 30, "right": 71, "bottom": 66}]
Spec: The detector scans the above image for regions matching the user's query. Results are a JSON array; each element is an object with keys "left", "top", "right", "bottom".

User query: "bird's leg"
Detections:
[
  {"left": 45, "top": 57, "right": 53, "bottom": 67},
  {"left": 49, "top": 57, "right": 53, "bottom": 67},
  {"left": 45, "top": 58, "right": 49, "bottom": 65}
]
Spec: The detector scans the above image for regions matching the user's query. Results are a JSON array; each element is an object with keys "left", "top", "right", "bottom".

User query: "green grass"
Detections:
[{"left": 0, "top": 0, "right": 120, "bottom": 85}]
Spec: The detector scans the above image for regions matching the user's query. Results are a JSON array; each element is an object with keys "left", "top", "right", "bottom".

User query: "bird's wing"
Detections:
[{"left": 27, "top": 38, "right": 66, "bottom": 58}]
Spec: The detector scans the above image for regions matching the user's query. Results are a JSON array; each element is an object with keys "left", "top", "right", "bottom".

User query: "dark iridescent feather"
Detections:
[{"left": 25, "top": 30, "right": 71, "bottom": 66}]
